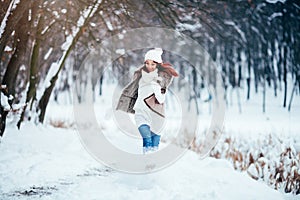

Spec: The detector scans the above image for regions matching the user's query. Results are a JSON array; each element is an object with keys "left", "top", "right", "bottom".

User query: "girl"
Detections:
[{"left": 116, "top": 48, "right": 178, "bottom": 154}]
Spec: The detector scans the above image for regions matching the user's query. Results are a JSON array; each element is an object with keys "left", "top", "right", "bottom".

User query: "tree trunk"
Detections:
[
  {"left": 0, "top": 86, "right": 9, "bottom": 137},
  {"left": 237, "top": 51, "right": 242, "bottom": 88},
  {"left": 38, "top": 73, "right": 59, "bottom": 123},
  {"left": 283, "top": 45, "right": 287, "bottom": 108},
  {"left": 17, "top": 13, "right": 42, "bottom": 128},
  {"left": 1, "top": 6, "right": 31, "bottom": 135},
  {"left": 263, "top": 67, "right": 266, "bottom": 113},
  {"left": 0, "top": 0, "right": 34, "bottom": 57},
  {"left": 0, "top": 106, "right": 8, "bottom": 137},
  {"left": 99, "top": 75, "right": 103, "bottom": 96},
  {"left": 246, "top": 50, "right": 251, "bottom": 100},
  {"left": 288, "top": 80, "right": 297, "bottom": 112},
  {"left": 2, "top": 10, "right": 30, "bottom": 99}
]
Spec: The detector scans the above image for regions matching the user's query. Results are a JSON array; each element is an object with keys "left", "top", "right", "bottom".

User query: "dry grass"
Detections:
[
  {"left": 48, "top": 119, "right": 74, "bottom": 129},
  {"left": 204, "top": 134, "right": 300, "bottom": 195}
]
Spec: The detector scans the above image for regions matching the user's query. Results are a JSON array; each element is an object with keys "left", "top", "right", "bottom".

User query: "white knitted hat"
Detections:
[{"left": 144, "top": 48, "right": 163, "bottom": 63}]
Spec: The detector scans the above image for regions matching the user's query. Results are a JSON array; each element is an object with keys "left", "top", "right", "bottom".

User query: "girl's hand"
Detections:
[{"left": 155, "top": 76, "right": 163, "bottom": 82}]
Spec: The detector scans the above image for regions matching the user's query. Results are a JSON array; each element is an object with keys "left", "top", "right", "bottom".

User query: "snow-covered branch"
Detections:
[{"left": 0, "top": 0, "right": 20, "bottom": 39}]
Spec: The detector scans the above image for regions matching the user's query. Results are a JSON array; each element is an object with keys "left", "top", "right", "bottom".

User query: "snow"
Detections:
[
  {"left": 4, "top": 46, "right": 12, "bottom": 52},
  {"left": 176, "top": 22, "right": 202, "bottom": 32},
  {"left": 0, "top": 91, "right": 10, "bottom": 110},
  {"left": 105, "top": 21, "right": 113, "bottom": 31},
  {"left": 40, "top": 63, "right": 59, "bottom": 96},
  {"left": 61, "top": 35, "right": 73, "bottom": 51},
  {"left": 52, "top": 11, "right": 59, "bottom": 19},
  {"left": 20, "top": 65, "right": 26, "bottom": 71},
  {"left": 118, "top": 33, "right": 124, "bottom": 39},
  {"left": 1, "top": 43, "right": 299, "bottom": 199},
  {"left": 0, "top": 123, "right": 285, "bottom": 200},
  {"left": 44, "top": 48, "right": 53, "bottom": 60},
  {"left": 41, "top": 20, "right": 56, "bottom": 35},
  {"left": 28, "top": 8, "right": 32, "bottom": 21},
  {"left": 266, "top": 0, "right": 286, "bottom": 4},
  {"left": 1, "top": 74, "right": 299, "bottom": 199},
  {"left": 224, "top": 20, "right": 246, "bottom": 42},
  {"left": 224, "top": 84, "right": 300, "bottom": 138},
  {"left": 268, "top": 12, "right": 283, "bottom": 21},
  {"left": 116, "top": 48, "right": 125, "bottom": 55}
]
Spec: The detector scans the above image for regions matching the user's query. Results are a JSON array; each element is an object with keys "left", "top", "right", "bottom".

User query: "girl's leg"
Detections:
[
  {"left": 151, "top": 131, "right": 161, "bottom": 150},
  {"left": 138, "top": 124, "right": 152, "bottom": 153}
]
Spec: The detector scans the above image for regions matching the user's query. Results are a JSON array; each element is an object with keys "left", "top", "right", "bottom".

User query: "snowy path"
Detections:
[{"left": 0, "top": 123, "right": 287, "bottom": 200}]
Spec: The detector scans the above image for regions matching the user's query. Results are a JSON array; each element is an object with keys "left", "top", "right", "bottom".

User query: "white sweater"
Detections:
[{"left": 133, "top": 69, "right": 165, "bottom": 128}]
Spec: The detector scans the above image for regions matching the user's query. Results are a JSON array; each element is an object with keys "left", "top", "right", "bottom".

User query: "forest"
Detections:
[
  {"left": 0, "top": 0, "right": 299, "bottom": 137},
  {"left": 1, "top": 0, "right": 300, "bottom": 197}
]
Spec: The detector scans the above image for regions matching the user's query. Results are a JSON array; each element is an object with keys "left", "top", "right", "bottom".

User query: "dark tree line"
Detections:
[
  {"left": 177, "top": 0, "right": 299, "bottom": 112},
  {"left": 0, "top": 0, "right": 299, "bottom": 137},
  {"left": 0, "top": 0, "right": 145, "bottom": 136}
]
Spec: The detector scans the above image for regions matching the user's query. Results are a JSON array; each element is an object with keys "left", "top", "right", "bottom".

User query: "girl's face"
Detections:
[{"left": 145, "top": 60, "right": 157, "bottom": 72}]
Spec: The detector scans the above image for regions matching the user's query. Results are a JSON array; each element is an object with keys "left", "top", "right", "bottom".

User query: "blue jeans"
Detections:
[{"left": 138, "top": 124, "right": 160, "bottom": 148}]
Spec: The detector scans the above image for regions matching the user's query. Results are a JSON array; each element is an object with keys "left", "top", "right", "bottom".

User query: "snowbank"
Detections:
[{"left": 0, "top": 122, "right": 285, "bottom": 200}]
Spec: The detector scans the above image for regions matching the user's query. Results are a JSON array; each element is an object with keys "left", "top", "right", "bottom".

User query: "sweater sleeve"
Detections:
[{"left": 152, "top": 82, "right": 166, "bottom": 104}]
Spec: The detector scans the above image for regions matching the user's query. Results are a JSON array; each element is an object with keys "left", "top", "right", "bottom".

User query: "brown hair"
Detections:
[{"left": 157, "top": 62, "right": 179, "bottom": 77}]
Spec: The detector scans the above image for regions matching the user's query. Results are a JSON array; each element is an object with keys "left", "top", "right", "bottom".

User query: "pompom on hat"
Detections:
[{"left": 144, "top": 48, "right": 163, "bottom": 63}]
